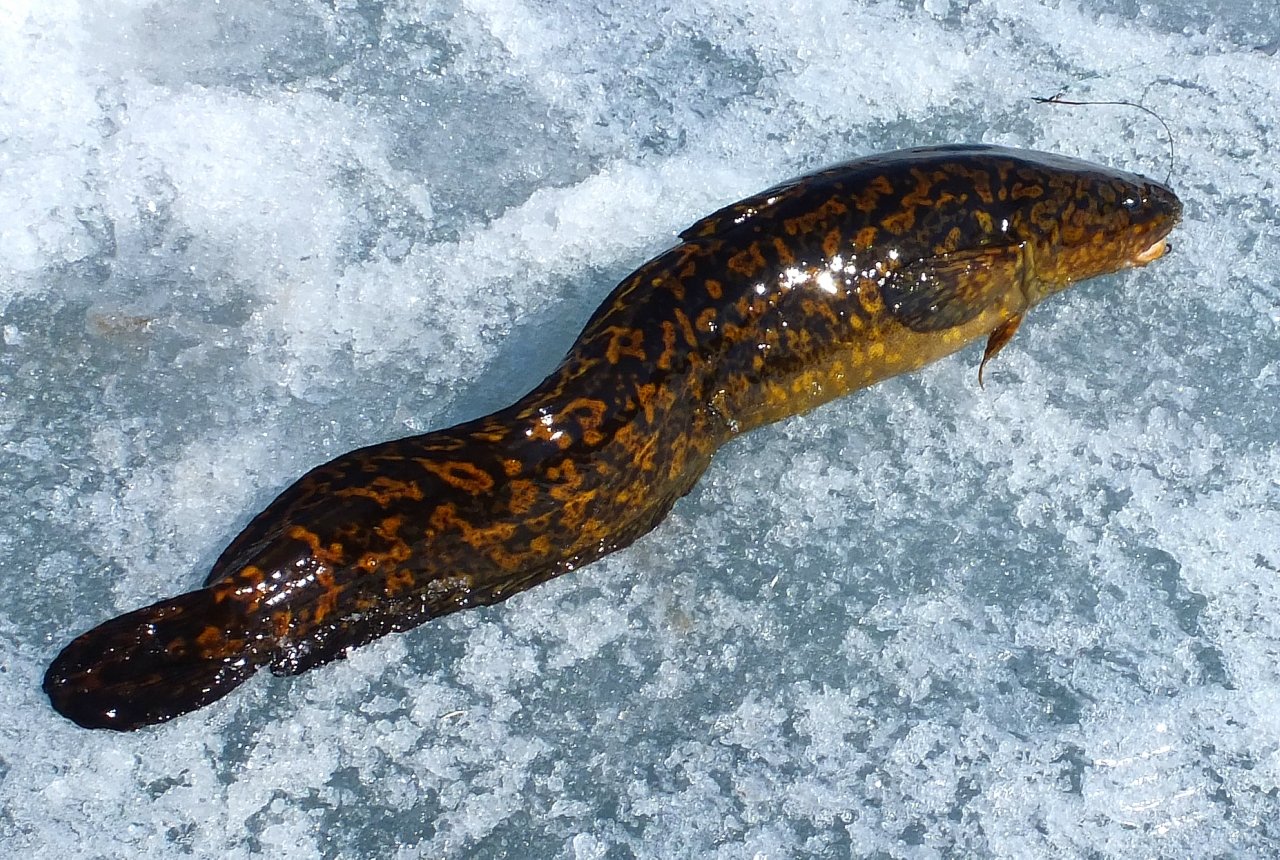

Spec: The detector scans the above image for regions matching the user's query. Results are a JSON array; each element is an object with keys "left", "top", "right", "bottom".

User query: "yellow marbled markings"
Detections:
[
  {"left": 336, "top": 476, "right": 423, "bottom": 506},
  {"left": 421, "top": 459, "right": 496, "bottom": 494},
  {"left": 771, "top": 237, "right": 795, "bottom": 265},
  {"left": 507, "top": 478, "right": 539, "bottom": 515},
  {"left": 728, "top": 243, "right": 766, "bottom": 278},
  {"left": 854, "top": 174, "right": 893, "bottom": 212},
  {"left": 696, "top": 307, "right": 717, "bottom": 334},
  {"left": 822, "top": 228, "right": 842, "bottom": 259},
  {"left": 562, "top": 397, "right": 609, "bottom": 446},
  {"left": 288, "top": 524, "right": 346, "bottom": 566},
  {"left": 604, "top": 326, "right": 647, "bottom": 364},
  {"left": 1011, "top": 181, "right": 1044, "bottom": 200}
]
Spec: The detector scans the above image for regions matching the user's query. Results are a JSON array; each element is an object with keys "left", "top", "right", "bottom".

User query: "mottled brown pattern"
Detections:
[{"left": 44, "top": 145, "right": 1181, "bottom": 730}]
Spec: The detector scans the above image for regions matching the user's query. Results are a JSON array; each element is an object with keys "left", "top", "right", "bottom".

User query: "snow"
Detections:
[{"left": 2, "top": 0, "right": 1278, "bottom": 856}]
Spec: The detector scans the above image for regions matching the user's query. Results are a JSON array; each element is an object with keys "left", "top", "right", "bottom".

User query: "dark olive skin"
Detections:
[{"left": 44, "top": 145, "right": 1182, "bottom": 730}]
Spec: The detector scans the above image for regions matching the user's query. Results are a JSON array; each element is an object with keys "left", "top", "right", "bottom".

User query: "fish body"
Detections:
[{"left": 44, "top": 145, "right": 1182, "bottom": 730}]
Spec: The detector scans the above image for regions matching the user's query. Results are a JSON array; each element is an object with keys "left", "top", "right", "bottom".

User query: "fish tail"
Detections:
[{"left": 43, "top": 584, "right": 271, "bottom": 731}]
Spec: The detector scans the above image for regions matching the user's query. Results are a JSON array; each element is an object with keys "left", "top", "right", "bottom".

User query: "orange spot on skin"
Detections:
[
  {"left": 951, "top": 164, "right": 994, "bottom": 204},
  {"left": 270, "top": 610, "right": 293, "bottom": 639},
  {"left": 196, "top": 626, "right": 224, "bottom": 652},
  {"left": 943, "top": 226, "right": 964, "bottom": 252},
  {"left": 546, "top": 459, "right": 583, "bottom": 499},
  {"left": 219, "top": 566, "right": 264, "bottom": 602},
  {"left": 428, "top": 502, "right": 463, "bottom": 535},
  {"left": 427, "top": 503, "right": 515, "bottom": 551},
  {"left": 287, "top": 525, "right": 345, "bottom": 566},
  {"left": 634, "top": 383, "right": 659, "bottom": 424},
  {"left": 822, "top": 228, "right": 842, "bottom": 260},
  {"left": 855, "top": 175, "right": 893, "bottom": 211},
  {"left": 771, "top": 237, "right": 795, "bottom": 265},
  {"left": 471, "top": 522, "right": 518, "bottom": 551},
  {"left": 728, "top": 243, "right": 766, "bottom": 278},
  {"left": 383, "top": 568, "right": 416, "bottom": 597},
  {"left": 508, "top": 479, "right": 539, "bottom": 515},
  {"left": 856, "top": 279, "right": 885, "bottom": 316},
  {"left": 469, "top": 428, "right": 508, "bottom": 443},
  {"left": 421, "top": 460, "right": 495, "bottom": 494},
  {"left": 614, "top": 423, "right": 658, "bottom": 473},
  {"left": 335, "top": 476, "right": 424, "bottom": 506},
  {"left": 657, "top": 321, "right": 679, "bottom": 371},
  {"left": 558, "top": 494, "right": 592, "bottom": 530},
  {"left": 375, "top": 516, "right": 402, "bottom": 541},
  {"left": 881, "top": 208, "right": 916, "bottom": 234},
  {"left": 673, "top": 308, "right": 698, "bottom": 348},
  {"left": 696, "top": 308, "right": 717, "bottom": 333},
  {"left": 800, "top": 298, "right": 840, "bottom": 329},
  {"left": 900, "top": 170, "right": 935, "bottom": 209},
  {"left": 524, "top": 419, "right": 575, "bottom": 450},
  {"left": 604, "top": 326, "right": 647, "bottom": 364},
  {"left": 787, "top": 197, "right": 850, "bottom": 235},
  {"left": 305, "top": 568, "right": 340, "bottom": 625},
  {"left": 562, "top": 397, "right": 609, "bottom": 446},
  {"left": 1011, "top": 182, "right": 1044, "bottom": 200}
]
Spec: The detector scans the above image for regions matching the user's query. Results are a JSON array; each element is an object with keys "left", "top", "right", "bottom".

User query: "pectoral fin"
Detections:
[
  {"left": 979, "top": 314, "right": 1022, "bottom": 388},
  {"left": 882, "top": 244, "right": 1026, "bottom": 333}
]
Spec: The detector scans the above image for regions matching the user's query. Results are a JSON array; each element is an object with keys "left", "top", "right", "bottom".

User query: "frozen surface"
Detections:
[{"left": 3, "top": 0, "right": 1279, "bottom": 856}]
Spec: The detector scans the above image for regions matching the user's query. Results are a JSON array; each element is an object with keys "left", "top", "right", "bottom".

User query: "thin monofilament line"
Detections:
[{"left": 1033, "top": 93, "right": 1176, "bottom": 185}]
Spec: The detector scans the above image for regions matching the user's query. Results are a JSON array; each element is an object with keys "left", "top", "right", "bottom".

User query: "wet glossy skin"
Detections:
[{"left": 44, "top": 145, "right": 1182, "bottom": 730}]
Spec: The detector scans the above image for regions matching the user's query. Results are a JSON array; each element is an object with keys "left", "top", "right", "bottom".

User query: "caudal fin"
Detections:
[{"left": 43, "top": 585, "right": 271, "bottom": 731}]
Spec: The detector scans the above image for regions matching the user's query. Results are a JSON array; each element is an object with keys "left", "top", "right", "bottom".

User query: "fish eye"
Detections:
[{"left": 1121, "top": 194, "right": 1144, "bottom": 212}]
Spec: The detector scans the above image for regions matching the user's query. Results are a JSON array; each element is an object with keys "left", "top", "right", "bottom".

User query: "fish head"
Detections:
[{"left": 998, "top": 153, "right": 1182, "bottom": 303}]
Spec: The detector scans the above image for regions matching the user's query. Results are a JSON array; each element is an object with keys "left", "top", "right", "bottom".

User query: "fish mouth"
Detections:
[{"left": 1132, "top": 237, "right": 1169, "bottom": 266}]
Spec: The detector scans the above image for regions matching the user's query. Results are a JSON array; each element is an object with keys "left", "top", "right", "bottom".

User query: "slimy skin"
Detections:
[{"left": 44, "top": 145, "right": 1182, "bottom": 730}]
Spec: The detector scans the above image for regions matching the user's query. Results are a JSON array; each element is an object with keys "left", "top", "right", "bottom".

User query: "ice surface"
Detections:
[{"left": 2, "top": 0, "right": 1278, "bottom": 856}]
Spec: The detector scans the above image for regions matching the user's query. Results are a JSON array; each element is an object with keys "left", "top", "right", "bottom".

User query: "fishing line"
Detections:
[{"left": 1032, "top": 92, "right": 1176, "bottom": 185}]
